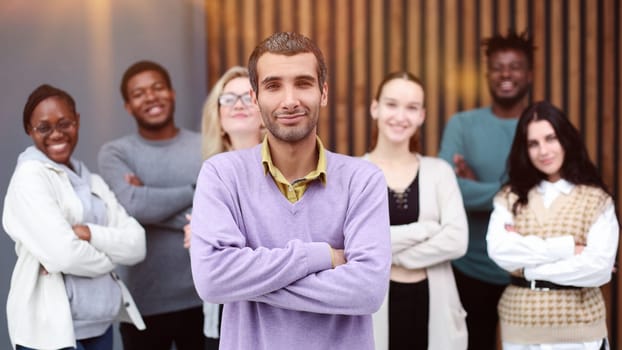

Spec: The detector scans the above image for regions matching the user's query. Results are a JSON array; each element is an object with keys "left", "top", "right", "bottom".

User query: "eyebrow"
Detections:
[{"left": 260, "top": 74, "right": 317, "bottom": 85}]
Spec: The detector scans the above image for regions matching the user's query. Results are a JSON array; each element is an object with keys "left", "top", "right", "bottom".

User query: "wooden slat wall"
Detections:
[{"left": 206, "top": 0, "right": 621, "bottom": 345}]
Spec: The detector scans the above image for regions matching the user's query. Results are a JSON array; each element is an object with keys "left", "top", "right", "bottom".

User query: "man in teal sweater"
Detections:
[{"left": 438, "top": 30, "right": 535, "bottom": 350}]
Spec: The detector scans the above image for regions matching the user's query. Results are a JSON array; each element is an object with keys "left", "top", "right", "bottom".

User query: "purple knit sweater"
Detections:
[{"left": 190, "top": 145, "right": 391, "bottom": 350}]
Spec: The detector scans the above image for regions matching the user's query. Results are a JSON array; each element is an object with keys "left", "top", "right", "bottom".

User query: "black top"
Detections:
[{"left": 388, "top": 173, "right": 420, "bottom": 226}]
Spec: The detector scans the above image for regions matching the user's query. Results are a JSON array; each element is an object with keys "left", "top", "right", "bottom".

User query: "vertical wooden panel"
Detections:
[
  {"left": 478, "top": 0, "right": 493, "bottom": 108},
  {"left": 531, "top": 0, "right": 546, "bottom": 101},
  {"left": 334, "top": 0, "right": 349, "bottom": 154},
  {"left": 602, "top": 0, "right": 616, "bottom": 188},
  {"left": 497, "top": 0, "right": 510, "bottom": 33},
  {"left": 352, "top": 0, "right": 368, "bottom": 156},
  {"left": 406, "top": 0, "right": 422, "bottom": 79},
  {"left": 260, "top": 0, "right": 275, "bottom": 40},
  {"left": 242, "top": 0, "right": 258, "bottom": 63},
  {"left": 584, "top": 0, "right": 598, "bottom": 161},
  {"left": 205, "top": 0, "right": 222, "bottom": 88},
  {"left": 550, "top": 0, "right": 564, "bottom": 108},
  {"left": 369, "top": 0, "right": 384, "bottom": 107},
  {"left": 279, "top": 0, "right": 294, "bottom": 32},
  {"left": 567, "top": 0, "right": 581, "bottom": 127},
  {"left": 297, "top": 0, "right": 312, "bottom": 37},
  {"left": 515, "top": 0, "right": 529, "bottom": 32},
  {"left": 443, "top": 0, "right": 458, "bottom": 125},
  {"left": 388, "top": 0, "right": 404, "bottom": 71},
  {"left": 459, "top": 0, "right": 478, "bottom": 112},
  {"left": 224, "top": 0, "right": 241, "bottom": 67},
  {"left": 314, "top": 0, "right": 330, "bottom": 145},
  {"left": 424, "top": 0, "right": 439, "bottom": 155}
]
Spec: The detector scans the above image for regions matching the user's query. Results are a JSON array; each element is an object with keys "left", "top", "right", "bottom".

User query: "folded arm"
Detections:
[
  {"left": 524, "top": 202, "right": 619, "bottom": 287},
  {"left": 438, "top": 118, "right": 502, "bottom": 211},
  {"left": 486, "top": 200, "right": 575, "bottom": 273},
  {"left": 98, "top": 144, "right": 194, "bottom": 224},
  {"left": 86, "top": 175, "right": 146, "bottom": 266},
  {"left": 191, "top": 163, "right": 391, "bottom": 315},
  {"left": 249, "top": 170, "right": 392, "bottom": 315},
  {"left": 392, "top": 171, "right": 468, "bottom": 268},
  {"left": 3, "top": 162, "right": 115, "bottom": 276}
]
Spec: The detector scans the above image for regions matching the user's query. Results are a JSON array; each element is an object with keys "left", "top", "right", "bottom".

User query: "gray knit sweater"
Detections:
[{"left": 98, "top": 129, "right": 202, "bottom": 316}]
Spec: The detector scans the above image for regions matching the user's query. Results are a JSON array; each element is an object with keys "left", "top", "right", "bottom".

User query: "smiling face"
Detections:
[
  {"left": 124, "top": 70, "right": 176, "bottom": 134},
  {"left": 219, "top": 77, "right": 262, "bottom": 138},
  {"left": 28, "top": 96, "right": 79, "bottom": 166},
  {"left": 252, "top": 52, "right": 327, "bottom": 144},
  {"left": 486, "top": 49, "right": 532, "bottom": 107},
  {"left": 527, "top": 119, "right": 565, "bottom": 182},
  {"left": 371, "top": 78, "right": 425, "bottom": 147}
]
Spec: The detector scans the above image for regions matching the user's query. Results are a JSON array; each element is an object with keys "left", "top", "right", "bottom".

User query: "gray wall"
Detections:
[{"left": 0, "top": 1, "right": 206, "bottom": 348}]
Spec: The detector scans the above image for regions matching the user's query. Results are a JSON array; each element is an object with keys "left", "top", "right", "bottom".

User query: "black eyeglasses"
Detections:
[
  {"left": 31, "top": 119, "right": 77, "bottom": 136},
  {"left": 218, "top": 93, "right": 253, "bottom": 106}
]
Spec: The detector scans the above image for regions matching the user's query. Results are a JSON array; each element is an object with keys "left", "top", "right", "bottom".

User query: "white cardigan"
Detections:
[
  {"left": 3, "top": 156, "right": 146, "bottom": 349},
  {"left": 370, "top": 155, "right": 469, "bottom": 350}
]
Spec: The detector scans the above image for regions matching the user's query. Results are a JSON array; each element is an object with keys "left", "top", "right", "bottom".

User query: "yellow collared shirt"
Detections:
[{"left": 261, "top": 136, "right": 327, "bottom": 203}]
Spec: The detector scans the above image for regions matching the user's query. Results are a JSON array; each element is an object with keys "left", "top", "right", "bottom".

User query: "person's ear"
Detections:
[
  {"left": 320, "top": 82, "right": 328, "bottom": 107},
  {"left": 370, "top": 100, "right": 379, "bottom": 120}
]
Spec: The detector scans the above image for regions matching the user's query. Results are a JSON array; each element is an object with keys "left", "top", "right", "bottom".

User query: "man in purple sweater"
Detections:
[{"left": 190, "top": 32, "right": 391, "bottom": 349}]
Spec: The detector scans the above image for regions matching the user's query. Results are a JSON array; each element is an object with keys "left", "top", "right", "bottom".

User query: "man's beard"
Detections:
[{"left": 490, "top": 85, "right": 531, "bottom": 109}]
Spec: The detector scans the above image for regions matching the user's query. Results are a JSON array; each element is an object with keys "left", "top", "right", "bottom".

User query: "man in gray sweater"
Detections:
[{"left": 98, "top": 60, "right": 204, "bottom": 349}]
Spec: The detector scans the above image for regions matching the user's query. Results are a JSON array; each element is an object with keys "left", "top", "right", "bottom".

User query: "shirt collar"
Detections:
[
  {"left": 537, "top": 178, "right": 574, "bottom": 196},
  {"left": 261, "top": 135, "right": 327, "bottom": 184}
]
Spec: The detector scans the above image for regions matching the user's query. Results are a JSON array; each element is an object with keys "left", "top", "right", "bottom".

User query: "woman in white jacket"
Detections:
[
  {"left": 367, "top": 72, "right": 468, "bottom": 350},
  {"left": 3, "top": 84, "right": 146, "bottom": 350}
]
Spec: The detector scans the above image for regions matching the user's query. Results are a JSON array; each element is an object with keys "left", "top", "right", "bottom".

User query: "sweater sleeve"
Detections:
[
  {"left": 249, "top": 169, "right": 392, "bottom": 315},
  {"left": 391, "top": 161, "right": 468, "bottom": 268},
  {"left": 87, "top": 175, "right": 146, "bottom": 266},
  {"left": 97, "top": 141, "right": 195, "bottom": 224},
  {"left": 486, "top": 193, "right": 575, "bottom": 272},
  {"left": 524, "top": 201, "right": 619, "bottom": 287},
  {"left": 438, "top": 115, "right": 503, "bottom": 211},
  {"left": 2, "top": 162, "right": 115, "bottom": 276},
  {"left": 190, "top": 162, "right": 334, "bottom": 304}
]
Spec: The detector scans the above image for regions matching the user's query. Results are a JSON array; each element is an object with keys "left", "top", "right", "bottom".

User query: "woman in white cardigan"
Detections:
[
  {"left": 366, "top": 72, "right": 468, "bottom": 350},
  {"left": 3, "top": 84, "right": 146, "bottom": 350}
]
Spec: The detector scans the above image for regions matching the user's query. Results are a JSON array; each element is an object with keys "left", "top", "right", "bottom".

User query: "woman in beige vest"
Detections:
[
  {"left": 487, "top": 101, "right": 618, "bottom": 350},
  {"left": 366, "top": 72, "right": 468, "bottom": 350}
]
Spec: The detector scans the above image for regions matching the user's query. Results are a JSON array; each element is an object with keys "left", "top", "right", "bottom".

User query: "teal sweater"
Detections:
[{"left": 438, "top": 107, "right": 517, "bottom": 285}]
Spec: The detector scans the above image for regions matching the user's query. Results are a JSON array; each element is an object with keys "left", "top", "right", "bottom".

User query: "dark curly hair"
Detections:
[
  {"left": 23, "top": 84, "right": 76, "bottom": 135},
  {"left": 506, "top": 101, "right": 609, "bottom": 214},
  {"left": 482, "top": 29, "right": 535, "bottom": 68}
]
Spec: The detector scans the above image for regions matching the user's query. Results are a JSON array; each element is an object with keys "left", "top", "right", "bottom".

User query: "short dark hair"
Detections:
[
  {"left": 482, "top": 29, "right": 535, "bottom": 68},
  {"left": 120, "top": 60, "right": 172, "bottom": 102},
  {"left": 248, "top": 32, "right": 327, "bottom": 93},
  {"left": 506, "top": 101, "right": 609, "bottom": 214},
  {"left": 23, "top": 84, "right": 76, "bottom": 135}
]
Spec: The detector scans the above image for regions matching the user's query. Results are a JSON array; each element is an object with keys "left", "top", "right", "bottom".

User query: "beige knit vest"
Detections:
[{"left": 496, "top": 185, "right": 611, "bottom": 343}]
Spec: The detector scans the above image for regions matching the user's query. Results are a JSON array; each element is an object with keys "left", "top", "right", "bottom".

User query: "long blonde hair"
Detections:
[{"left": 200, "top": 66, "right": 250, "bottom": 160}]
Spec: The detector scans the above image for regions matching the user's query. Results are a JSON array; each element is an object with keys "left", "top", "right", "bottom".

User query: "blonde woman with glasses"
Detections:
[{"left": 185, "top": 66, "right": 263, "bottom": 349}]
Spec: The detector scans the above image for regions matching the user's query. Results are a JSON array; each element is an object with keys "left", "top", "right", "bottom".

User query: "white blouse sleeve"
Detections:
[
  {"left": 524, "top": 202, "right": 619, "bottom": 287},
  {"left": 486, "top": 199, "right": 575, "bottom": 273}
]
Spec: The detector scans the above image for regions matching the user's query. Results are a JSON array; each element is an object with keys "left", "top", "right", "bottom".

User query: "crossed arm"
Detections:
[
  {"left": 190, "top": 163, "right": 391, "bottom": 315},
  {"left": 487, "top": 199, "right": 619, "bottom": 287}
]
